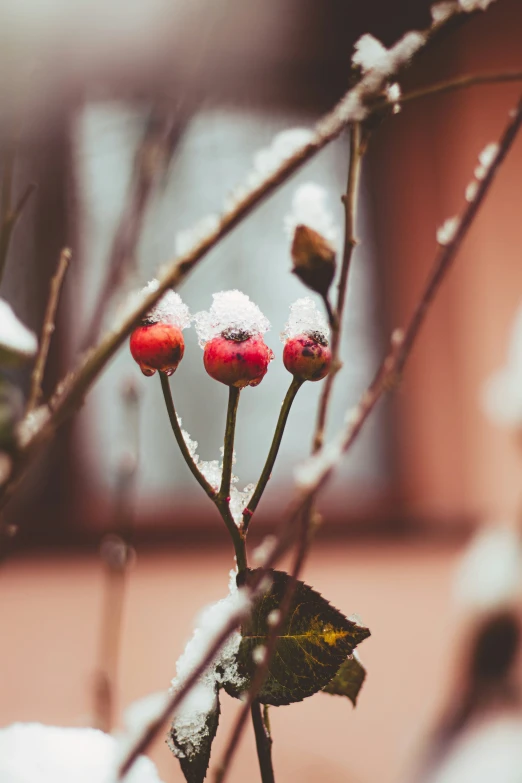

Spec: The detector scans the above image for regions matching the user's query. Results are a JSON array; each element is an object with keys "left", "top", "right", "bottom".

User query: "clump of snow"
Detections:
[
  {"left": 0, "top": 299, "right": 37, "bottom": 360},
  {"left": 352, "top": 31, "right": 426, "bottom": 76},
  {"left": 437, "top": 216, "right": 460, "bottom": 246},
  {"left": 482, "top": 304, "right": 522, "bottom": 427},
  {"left": 431, "top": 1, "right": 459, "bottom": 22},
  {"left": 174, "top": 215, "right": 220, "bottom": 257},
  {"left": 459, "top": 0, "right": 496, "bottom": 11},
  {"left": 432, "top": 715, "right": 522, "bottom": 783},
  {"left": 0, "top": 723, "right": 164, "bottom": 783},
  {"left": 139, "top": 280, "right": 191, "bottom": 328},
  {"left": 194, "top": 290, "right": 270, "bottom": 348},
  {"left": 168, "top": 571, "right": 251, "bottom": 760},
  {"left": 454, "top": 525, "right": 522, "bottom": 612},
  {"left": 225, "top": 128, "right": 314, "bottom": 211},
  {"left": 284, "top": 184, "right": 339, "bottom": 248},
  {"left": 281, "top": 297, "right": 330, "bottom": 343},
  {"left": 475, "top": 142, "right": 499, "bottom": 180}
]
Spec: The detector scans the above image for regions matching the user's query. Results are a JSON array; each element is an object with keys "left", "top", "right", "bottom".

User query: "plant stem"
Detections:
[
  {"left": 242, "top": 377, "right": 302, "bottom": 532},
  {"left": 250, "top": 700, "right": 275, "bottom": 783},
  {"left": 219, "top": 386, "right": 240, "bottom": 502},
  {"left": 27, "top": 248, "right": 71, "bottom": 412},
  {"left": 313, "top": 122, "right": 363, "bottom": 453},
  {"left": 159, "top": 372, "right": 217, "bottom": 501},
  {"left": 0, "top": 145, "right": 36, "bottom": 285}
]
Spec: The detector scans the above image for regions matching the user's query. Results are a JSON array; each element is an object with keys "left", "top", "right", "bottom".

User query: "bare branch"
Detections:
[{"left": 27, "top": 248, "right": 71, "bottom": 412}]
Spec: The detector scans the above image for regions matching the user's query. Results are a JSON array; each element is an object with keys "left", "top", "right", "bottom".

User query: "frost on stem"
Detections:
[
  {"left": 0, "top": 299, "right": 37, "bottom": 363},
  {"left": 0, "top": 723, "right": 164, "bottom": 783},
  {"left": 475, "top": 142, "right": 500, "bottom": 181},
  {"left": 225, "top": 128, "right": 314, "bottom": 211},
  {"left": 284, "top": 184, "right": 339, "bottom": 249},
  {"left": 454, "top": 525, "right": 522, "bottom": 613},
  {"left": 481, "top": 304, "right": 522, "bottom": 427},
  {"left": 194, "top": 290, "right": 270, "bottom": 348},
  {"left": 177, "top": 415, "right": 255, "bottom": 525},
  {"left": 431, "top": 1, "right": 459, "bottom": 23},
  {"left": 168, "top": 571, "right": 251, "bottom": 760},
  {"left": 174, "top": 215, "right": 220, "bottom": 256},
  {"left": 294, "top": 435, "right": 344, "bottom": 490},
  {"left": 437, "top": 216, "right": 460, "bottom": 246},
  {"left": 351, "top": 31, "right": 426, "bottom": 77},
  {"left": 281, "top": 297, "right": 330, "bottom": 343},
  {"left": 458, "top": 0, "right": 496, "bottom": 11}
]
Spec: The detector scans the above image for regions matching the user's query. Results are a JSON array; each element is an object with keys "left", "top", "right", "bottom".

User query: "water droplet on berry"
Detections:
[
  {"left": 141, "top": 367, "right": 156, "bottom": 377},
  {"left": 164, "top": 368, "right": 175, "bottom": 377}
]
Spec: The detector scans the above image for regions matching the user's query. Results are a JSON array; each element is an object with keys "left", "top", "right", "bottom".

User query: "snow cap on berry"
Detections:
[
  {"left": 281, "top": 297, "right": 330, "bottom": 344},
  {"left": 140, "top": 280, "right": 191, "bottom": 328},
  {"left": 194, "top": 290, "right": 270, "bottom": 348}
]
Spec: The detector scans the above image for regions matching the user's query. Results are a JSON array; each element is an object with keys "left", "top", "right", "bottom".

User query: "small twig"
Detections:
[
  {"left": 94, "top": 379, "right": 139, "bottom": 732},
  {"left": 314, "top": 123, "right": 363, "bottom": 453},
  {"left": 27, "top": 248, "right": 71, "bottom": 412},
  {"left": 250, "top": 700, "right": 275, "bottom": 783},
  {"left": 242, "top": 377, "right": 303, "bottom": 532},
  {"left": 401, "top": 70, "right": 522, "bottom": 106},
  {"left": 159, "top": 372, "right": 216, "bottom": 500},
  {"left": 82, "top": 110, "right": 185, "bottom": 348}
]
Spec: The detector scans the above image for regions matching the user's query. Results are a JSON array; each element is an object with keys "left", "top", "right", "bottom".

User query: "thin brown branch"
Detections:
[
  {"left": 0, "top": 167, "right": 37, "bottom": 284},
  {"left": 313, "top": 123, "right": 363, "bottom": 453},
  {"left": 159, "top": 372, "right": 216, "bottom": 500},
  {"left": 401, "top": 70, "right": 522, "bottom": 106},
  {"left": 94, "top": 379, "right": 139, "bottom": 732},
  {"left": 27, "top": 248, "right": 71, "bottom": 412},
  {"left": 82, "top": 110, "right": 185, "bottom": 348}
]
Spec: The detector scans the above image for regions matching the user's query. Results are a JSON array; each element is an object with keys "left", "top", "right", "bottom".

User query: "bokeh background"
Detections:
[{"left": 1, "top": 0, "right": 522, "bottom": 781}]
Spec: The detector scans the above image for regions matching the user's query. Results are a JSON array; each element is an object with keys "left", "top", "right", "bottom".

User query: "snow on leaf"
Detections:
[
  {"left": 0, "top": 723, "right": 164, "bottom": 783},
  {"left": 284, "top": 183, "right": 339, "bottom": 248},
  {"left": 194, "top": 290, "right": 270, "bottom": 348},
  {"left": 281, "top": 297, "right": 330, "bottom": 343},
  {"left": 0, "top": 299, "right": 37, "bottom": 364},
  {"left": 224, "top": 569, "right": 370, "bottom": 706},
  {"left": 323, "top": 652, "right": 367, "bottom": 707}
]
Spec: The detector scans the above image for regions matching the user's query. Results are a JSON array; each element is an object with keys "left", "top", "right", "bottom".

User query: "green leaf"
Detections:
[
  {"left": 323, "top": 654, "right": 366, "bottom": 706},
  {"left": 225, "top": 569, "right": 370, "bottom": 706},
  {"left": 168, "top": 687, "right": 220, "bottom": 783}
]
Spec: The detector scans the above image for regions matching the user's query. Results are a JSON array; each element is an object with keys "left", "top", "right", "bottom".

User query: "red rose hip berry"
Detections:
[
  {"left": 203, "top": 329, "right": 273, "bottom": 388},
  {"left": 130, "top": 322, "right": 185, "bottom": 377},
  {"left": 283, "top": 331, "right": 331, "bottom": 382}
]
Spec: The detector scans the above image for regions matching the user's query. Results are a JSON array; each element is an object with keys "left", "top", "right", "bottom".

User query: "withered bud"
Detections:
[{"left": 291, "top": 224, "right": 336, "bottom": 297}]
